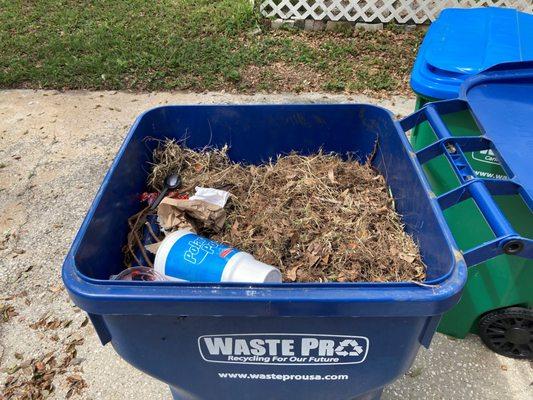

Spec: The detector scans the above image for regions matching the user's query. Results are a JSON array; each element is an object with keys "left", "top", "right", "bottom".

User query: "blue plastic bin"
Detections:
[
  {"left": 62, "top": 104, "right": 471, "bottom": 400},
  {"left": 411, "top": 7, "right": 533, "bottom": 100}
]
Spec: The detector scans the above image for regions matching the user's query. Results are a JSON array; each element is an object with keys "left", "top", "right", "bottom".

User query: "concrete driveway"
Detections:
[{"left": 0, "top": 90, "right": 531, "bottom": 399}]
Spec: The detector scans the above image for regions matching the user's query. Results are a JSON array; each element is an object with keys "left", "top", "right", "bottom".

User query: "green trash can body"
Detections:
[{"left": 410, "top": 8, "right": 533, "bottom": 338}]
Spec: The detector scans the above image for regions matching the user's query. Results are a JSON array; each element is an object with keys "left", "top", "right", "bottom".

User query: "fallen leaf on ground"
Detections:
[{"left": 1, "top": 304, "right": 18, "bottom": 322}]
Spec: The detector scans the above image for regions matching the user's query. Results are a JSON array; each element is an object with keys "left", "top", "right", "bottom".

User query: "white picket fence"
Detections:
[{"left": 259, "top": 0, "right": 533, "bottom": 24}]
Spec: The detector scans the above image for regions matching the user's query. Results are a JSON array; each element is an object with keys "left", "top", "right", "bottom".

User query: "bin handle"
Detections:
[{"left": 399, "top": 99, "right": 533, "bottom": 266}]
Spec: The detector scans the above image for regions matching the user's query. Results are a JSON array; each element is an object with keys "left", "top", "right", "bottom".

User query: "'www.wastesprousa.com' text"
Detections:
[{"left": 218, "top": 373, "right": 349, "bottom": 381}]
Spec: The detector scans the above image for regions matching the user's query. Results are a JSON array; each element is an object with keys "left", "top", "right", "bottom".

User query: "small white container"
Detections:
[{"left": 154, "top": 229, "right": 282, "bottom": 283}]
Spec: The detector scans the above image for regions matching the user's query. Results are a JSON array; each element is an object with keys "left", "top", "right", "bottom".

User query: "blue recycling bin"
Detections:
[{"left": 63, "top": 96, "right": 530, "bottom": 399}]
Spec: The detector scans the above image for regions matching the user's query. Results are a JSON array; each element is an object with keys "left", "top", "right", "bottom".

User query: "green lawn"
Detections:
[{"left": 0, "top": 0, "right": 424, "bottom": 94}]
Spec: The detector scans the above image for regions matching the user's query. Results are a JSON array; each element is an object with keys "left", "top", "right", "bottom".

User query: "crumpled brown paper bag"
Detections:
[{"left": 157, "top": 197, "right": 227, "bottom": 233}]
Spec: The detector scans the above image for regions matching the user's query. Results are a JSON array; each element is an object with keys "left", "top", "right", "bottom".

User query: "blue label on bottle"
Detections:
[{"left": 165, "top": 233, "right": 239, "bottom": 282}]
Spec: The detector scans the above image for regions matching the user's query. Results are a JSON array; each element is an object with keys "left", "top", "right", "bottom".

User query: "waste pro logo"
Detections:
[
  {"left": 471, "top": 149, "right": 501, "bottom": 165},
  {"left": 198, "top": 334, "right": 369, "bottom": 365}
]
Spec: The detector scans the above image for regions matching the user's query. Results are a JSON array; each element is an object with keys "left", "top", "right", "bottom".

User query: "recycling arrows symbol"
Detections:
[{"left": 334, "top": 339, "right": 364, "bottom": 357}]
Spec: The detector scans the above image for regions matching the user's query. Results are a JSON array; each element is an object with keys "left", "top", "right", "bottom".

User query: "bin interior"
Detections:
[{"left": 73, "top": 104, "right": 455, "bottom": 285}]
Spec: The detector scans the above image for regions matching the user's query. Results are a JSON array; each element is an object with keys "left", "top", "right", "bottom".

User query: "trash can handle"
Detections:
[{"left": 399, "top": 99, "right": 533, "bottom": 266}]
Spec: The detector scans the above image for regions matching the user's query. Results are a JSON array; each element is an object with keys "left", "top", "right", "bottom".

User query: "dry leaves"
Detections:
[
  {"left": 144, "top": 140, "right": 425, "bottom": 283},
  {"left": 2, "top": 337, "right": 87, "bottom": 399},
  {"left": 65, "top": 375, "right": 87, "bottom": 399},
  {"left": 1, "top": 303, "right": 18, "bottom": 322},
  {"left": 29, "top": 316, "right": 64, "bottom": 331},
  {"left": 2, "top": 353, "right": 57, "bottom": 399}
]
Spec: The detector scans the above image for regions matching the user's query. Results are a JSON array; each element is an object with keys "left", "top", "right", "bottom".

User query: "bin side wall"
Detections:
[
  {"left": 372, "top": 115, "right": 454, "bottom": 281},
  {"left": 75, "top": 111, "right": 160, "bottom": 279},
  {"left": 105, "top": 314, "right": 426, "bottom": 400}
]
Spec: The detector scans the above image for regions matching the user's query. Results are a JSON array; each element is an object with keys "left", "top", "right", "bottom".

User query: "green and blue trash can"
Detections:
[{"left": 410, "top": 7, "right": 533, "bottom": 358}]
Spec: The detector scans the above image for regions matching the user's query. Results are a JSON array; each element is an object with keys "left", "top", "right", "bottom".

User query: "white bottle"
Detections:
[{"left": 154, "top": 229, "right": 282, "bottom": 283}]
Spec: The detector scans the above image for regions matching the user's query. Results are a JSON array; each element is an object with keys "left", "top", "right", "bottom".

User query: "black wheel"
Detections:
[{"left": 478, "top": 307, "right": 533, "bottom": 359}]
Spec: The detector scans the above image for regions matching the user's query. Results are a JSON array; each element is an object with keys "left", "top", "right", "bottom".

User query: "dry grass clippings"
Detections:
[{"left": 144, "top": 139, "right": 425, "bottom": 283}]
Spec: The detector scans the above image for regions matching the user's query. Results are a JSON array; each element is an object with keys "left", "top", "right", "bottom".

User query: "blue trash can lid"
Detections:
[
  {"left": 461, "top": 61, "right": 533, "bottom": 202},
  {"left": 411, "top": 7, "right": 533, "bottom": 100}
]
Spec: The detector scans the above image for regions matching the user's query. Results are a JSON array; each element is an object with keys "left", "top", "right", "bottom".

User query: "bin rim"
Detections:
[
  {"left": 62, "top": 103, "right": 467, "bottom": 318},
  {"left": 63, "top": 249, "right": 466, "bottom": 317}
]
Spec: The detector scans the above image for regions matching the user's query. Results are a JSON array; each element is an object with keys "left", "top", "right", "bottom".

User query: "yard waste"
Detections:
[{"left": 124, "top": 139, "right": 425, "bottom": 283}]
